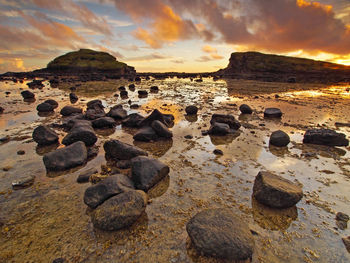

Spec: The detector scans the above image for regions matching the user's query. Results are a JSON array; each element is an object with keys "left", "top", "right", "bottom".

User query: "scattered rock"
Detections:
[
  {"left": 12, "top": 175, "right": 35, "bottom": 189},
  {"left": 37, "top": 102, "right": 55, "bottom": 112},
  {"left": 0, "top": 106, "right": 4, "bottom": 114},
  {"left": 84, "top": 174, "right": 135, "bottom": 209},
  {"left": 151, "top": 120, "right": 173, "bottom": 138},
  {"left": 62, "top": 121, "right": 97, "bottom": 146},
  {"left": 208, "top": 122, "right": 231, "bottom": 135},
  {"left": 120, "top": 90, "right": 128, "bottom": 97},
  {"left": 150, "top": 86, "right": 159, "bottom": 92},
  {"left": 184, "top": 135, "right": 193, "bottom": 139},
  {"left": 77, "top": 167, "right": 98, "bottom": 183},
  {"left": 17, "top": 150, "right": 25, "bottom": 155},
  {"left": 91, "top": 190, "right": 147, "bottom": 231},
  {"left": 21, "top": 90, "right": 35, "bottom": 99},
  {"left": 122, "top": 113, "right": 145, "bottom": 128},
  {"left": 131, "top": 156, "right": 169, "bottom": 191},
  {"left": 52, "top": 258, "right": 65, "bottom": 263},
  {"left": 32, "top": 125, "right": 59, "bottom": 146},
  {"left": 60, "top": 106, "right": 82, "bottom": 116},
  {"left": 336, "top": 212, "right": 350, "bottom": 222},
  {"left": 92, "top": 117, "right": 116, "bottom": 128},
  {"left": 213, "top": 149, "right": 223, "bottom": 155},
  {"left": 69, "top": 92, "right": 78, "bottom": 102},
  {"left": 133, "top": 126, "right": 158, "bottom": 142},
  {"left": 87, "top": 100, "right": 103, "bottom": 109},
  {"left": 185, "top": 105, "right": 198, "bottom": 115},
  {"left": 138, "top": 90, "right": 148, "bottom": 96},
  {"left": 44, "top": 99, "right": 58, "bottom": 109},
  {"left": 210, "top": 114, "right": 241, "bottom": 130},
  {"left": 43, "top": 141, "right": 87, "bottom": 171},
  {"left": 104, "top": 140, "right": 148, "bottom": 160},
  {"left": 85, "top": 104, "right": 105, "bottom": 120},
  {"left": 107, "top": 105, "right": 127, "bottom": 119},
  {"left": 240, "top": 104, "right": 253, "bottom": 114},
  {"left": 87, "top": 145, "right": 99, "bottom": 159},
  {"left": 253, "top": 171, "right": 303, "bottom": 208},
  {"left": 269, "top": 130, "right": 290, "bottom": 147},
  {"left": 186, "top": 208, "right": 254, "bottom": 260},
  {"left": 264, "top": 108, "right": 282, "bottom": 118},
  {"left": 342, "top": 236, "right": 350, "bottom": 253},
  {"left": 303, "top": 129, "right": 349, "bottom": 146},
  {"left": 138, "top": 109, "right": 169, "bottom": 127}
]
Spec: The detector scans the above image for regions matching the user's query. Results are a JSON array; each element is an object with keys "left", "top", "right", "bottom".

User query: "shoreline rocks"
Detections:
[
  {"left": 269, "top": 130, "right": 290, "bottom": 147},
  {"left": 303, "top": 129, "right": 349, "bottom": 146},
  {"left": 104, "top": 140, "right": 148, "bottom": 160},
  {"left": 33, "top": 125, "right": 59, "bottom": 146}
]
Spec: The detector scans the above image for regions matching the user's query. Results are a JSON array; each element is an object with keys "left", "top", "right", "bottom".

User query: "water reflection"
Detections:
[
  {"left": 269, "top": 145, "right": 291, "bottom": 157},
  {"left": 95, "top": 128, "right": 116, "bottom": 136},
  {"left": 209, "top": 132, "right": 240, "bottom": 146},
  {"left": 133, "top": 139, "right": 173, "bottom": 157},
  {"left": 251, "top": 198, "right": 298, "bottom": 231},
  {"left": 148, "top": 175, "right": 170, "bottom": 199},
  {"left": 185, "top": 114, "right": 198, "bottom": 123},
  {"left": 35, "top": 143, "right": 59, "bottom": 155},
  {"left": 23, "top": 98, "right": 36, "bottom": 104},
  {"left": 37, "top": 111, "right": 55, "bottom": 118}
]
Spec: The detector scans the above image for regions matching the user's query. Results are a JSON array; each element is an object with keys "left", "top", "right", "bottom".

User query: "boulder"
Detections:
[
  {"left": 269, "top": 130, "right": 290, "bottom": 147},
  {"left": 150, "top": 86, "right": 159, "bottom": 92},
  {"left": 21, "top": 90, "right": 35, "bottom": 99},
  {"left": 186, "top": 208, "right": 254, "bottom": 260},
  {"left": 92, "top": 117, "right": 116, "bottom": 128},
  {"left": 44, "top": 99, "right": 58, "bottom": 109},
  {"left": 151, "top": 120, "right": 173, "bottom": 138},
  {"left": 303, "top": 129, "right": 349, "bottom": 146},
  {"left": 32, "top": 125, "right": 59, "bottom": 146},
  {"left": 185, "top": 105, "right": 198, "bottom": 115},
  {"left": 239, "top": 104, "right": 253, "bottom": 114},
  {"left": 84, "top": 174, "right": 135, "bottom": 209},
  {"left": 104, "top": 140, "right": 148, "bottom": 160},
  {"left": 36, "top": 102, "right": 55, "bottom": 112},
  {"left": 69, "top": 93, "right": 78, "bottom": 102},
  {"left": 210, "top": 114, "right": 241, "bottom": 130},
  {"left": 253, "top": 171, "right": 303, "bottom": 208},
  {"left": 208, "top": 122, "right": 230, "bottom": 135},
  {"left": 264, "top": 108, "right": 282, "bottom": 118},
  {"left": 91, "top": 190, "right": 147, "bottom": 231},
  {"left": 120, "top": 90, "right": 128, "bottom": 97},
  {"left": 107, "top": 105, "right": 127, "bottom": 119},
  {"left": 131, "top": 156, "right": 169, "bottom": 191},
  {"left": 133, "top": 126, "right": 158, "bottom": 142},
  {"left": 138, "top": 90, "right": 148, "bottom": 96},
  {"left": 43, "top": 141, "right": 87, "bottom": 171},
  {"left": 138, "top": 109, "right": 168, "bottom": 127},
  {"left": 122, "top": 113, "right": 145, "bottom": 127},
  {"left": 60, "top": 106, "right": 82, "bottom": 116},
  {"left": 87, "top": 99, "right": 103, "bottom": 109},
  {"left": 62, "top": 122, "right": 97, "bottom": 146},
  {"left": 85, "top": 105, "right": 105, "bottom": 120},
  {"left": 77, "top": 167, "right": 98, "bottom": 183}
]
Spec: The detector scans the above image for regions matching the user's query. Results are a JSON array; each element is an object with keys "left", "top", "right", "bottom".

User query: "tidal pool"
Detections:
[{"left": 0, "top": 78, "right": 349, "bottom": 263}]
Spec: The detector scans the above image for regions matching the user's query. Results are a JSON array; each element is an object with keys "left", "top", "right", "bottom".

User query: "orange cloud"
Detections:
[{"left": 202, "top": 45, "right": 217, "bottom": 53}]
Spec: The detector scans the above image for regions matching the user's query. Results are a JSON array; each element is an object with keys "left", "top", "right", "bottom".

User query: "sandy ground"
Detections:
[{"left": 0, "top": 77, "right": 349, "bottom": 263}]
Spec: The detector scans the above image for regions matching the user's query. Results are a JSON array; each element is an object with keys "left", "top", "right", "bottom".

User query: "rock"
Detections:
[
  {"left": 104, "top": 140, "right": 148, "bottom": 160},
  {"left": 44, "top": 99, "right": 58, "bottom": 109},
  {"left": 43, "top": 141, "right": 87, "bottom": 172},
  {"left": 151, "top": 120, "right": 173, "bottom": 138},
  {"left": 135, "top": 76, "right": 141, "bottom": 81},
  {"left": 336, "top": 212, "right": 350, "bottom": 222},
  {"left": 85, "top": 104, "right": 105, "bottom": 120},
  {"left": 208, "top": 122, "right": 230, "bottom": 135},
  {"left": 303, "top": 129, "right": 349, "bottom": 146},
  {"left": 120, "top": 90, "right": 128, "bottom": 97},
  {"left": 0, "top": 106, "right": 4, "bottom": 114},
  {"left": 12, "top": 175, "right": 35, "bottom": 189},
  {"left": 17, "top": 150, "right": 25, "bottom": 155},
  {"left": 138, "top": 90, "right": 148, "bottom": 96},
  {"left": 87, "top": 99, "right": 103, "bottom": 109},
  {"left": 138, "top": 109, "right": 169, "bottom": 127},
  {"left": 33, "top": 125, "right": 59, "bottom": 146},
  {"left": 69, "top": 92, "right": 78, "bottom": 102},
  {"left": 186, "top": 208, "right": 254, "bottom": 260},
  {"left": 84, "top": 174, "right": 135, "bottom": 209},
  {"left": 92, "top": 117, "right": 116, "bottom": 128},
  {"left": 107, "top": 105, "right": 127, "bottom": 119},
  {"left": 150, "top": 86, "right": 159, "bottom": 92},
  {"left": 240, "top": 104, "right": 253, "bottom": 114},
  {"left": 163, "top": 114, "right": 175, "bottom": 126},
  {"left": 36, "top": 102, "right": 55, "bottom": 112},
  {"left": 21, "top": 90, "right": 35, "bottom": 99},
  {"left": 213, "top": 149, "right": 223, "bottom": 155},
  {"left": 269, "top": 130, "right": 290, "bottom": 147},
  {"left": 264, "top": 108, "right": 282, "bottom": 118},
  {"left": 131, "top": 156, "right": 169, "bottom": 191},
  {"left": 133, "top": 126, "right": 158, "bottom": 142},
  {"left": 129, "top": 84, "right": 135, "bottom": 90},
  {"left": 87, "top": 145, "right": 99, "bottom": 159},
  {"left": 342, "top": 236, "right": 350, "bottom": 253},
  {"left": 91, "top": 190, "right": 147, "bottom": 231},
  {"left": 210, "top": 114, "right": 241, "bottom": 130},
  {"left": 62, "top": 121, "right": 97, "bottom": 146},
  {"left": 60, "top": 106, "right": 82, "bottom": 116},
  {"left": 253, "top": 171, "right": 303, "bottom": 208},
  {"left": 52, "top": 258, "right": 65, "bottom": 263},
  {"left": 118, "top": 86, "right": 126, "bottom": 91},
  {"left": 184, "top": 135, "right": 193, "bottom": 139},
  {"left": 116, "top": 160, "right": 131, "bottom": 169},
  {"left": 130, "top": 104, "right": 139, "bottom": 109},
  {"left": 185, "top": 105, "right": 198, "bottom": 115},
  {"left": 77, "top": 167, "right": 98, "bottom": 183},
  {"left": 122, "top": 113, "right": 145, "bottom": 127}
]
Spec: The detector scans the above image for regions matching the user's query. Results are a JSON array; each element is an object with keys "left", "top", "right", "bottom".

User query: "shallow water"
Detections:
[{"left": 0, "top": 78, "right": 349, "bottom": 263}]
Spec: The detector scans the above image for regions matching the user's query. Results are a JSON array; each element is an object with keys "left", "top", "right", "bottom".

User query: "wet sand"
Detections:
[{"left": 0, "top": 78, "right": 349, "bottom": 263}]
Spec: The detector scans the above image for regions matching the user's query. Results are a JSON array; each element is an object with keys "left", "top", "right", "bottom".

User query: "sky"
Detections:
[{"left": 0, "top": 0, "right": 350, "bottom": 73}]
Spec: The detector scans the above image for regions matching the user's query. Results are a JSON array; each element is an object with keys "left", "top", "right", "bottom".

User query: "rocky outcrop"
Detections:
[
  {"left": 32, "top": 125, "right": 59, "bottom": 146},
  {"left": 303, "top": 129, "right": 349, "bottom": 146},
  {"left": 104, "top": 140, "right": 148, "bottom": 160}
]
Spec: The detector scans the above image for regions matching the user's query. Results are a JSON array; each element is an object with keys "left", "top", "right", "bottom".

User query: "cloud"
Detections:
[
  {"left": 124, "top": 52, "right": 171, "bottom": 62},
  {"left": 0, "top": 57, "right": 28, "bottom": 72},
  {"left": 171, "top": 58, "right": 185, "bottom": 64},
  {"left": 202, "top": 45, "right": 217, "bottom": 53}
]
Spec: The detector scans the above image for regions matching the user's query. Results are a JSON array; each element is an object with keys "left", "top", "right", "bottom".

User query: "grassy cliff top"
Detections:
[
  {"left": 47, "top": 49, "right": 128, "bottom": 70},
  {"left": 227, "top": 51, "right": 350, "bottom": 72}
]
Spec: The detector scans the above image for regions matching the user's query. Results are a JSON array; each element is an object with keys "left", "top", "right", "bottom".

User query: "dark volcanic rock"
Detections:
[
  {"left": 150, "top": 86, "right": 159, "bottom": 92},
  {"left": 104, "top": 140, "right": 148, "bottom": 160},
  {"left": 185, "top": 105, "right": 198, "bottom": 115},
  {"left": 138, "top": 90, "right": 148, "bottom": 96},
  {"left": 138, "top": 109, "right": 168, "bottom": 127},
  {"left": 107, "top": 105, "right": 127, "bottom": 119},
  {"left": 91, "top": 190, "right": 147, "bottom": 231},
  {"left": 210, "top": 114, "right": 241, "bottom": 130},
  {"left": 84, "top": 174, "right": 135, "bottom": 209},
  {"left": 208, "top": 122, "right": 230, "bottom": 135},
  {"left": 62, "top": 121, "right": 97, "bottom": 146},
  {"left": 131, "top": 156, "right": 169, "bottom": 191},
  {"left": 92, "top": 117, "right": 116, "bottom": 128},
  {"left": 240, "top": 104, "right": 253, "bottom": 114},
  {"left": 133, "top": 126, "right": 158, "bottom": 142},
  {"left": 77, "top": 167, "right": 98, "bottom": 183},
  {"left": 186, "top": 208, "right": 254, "bottom": 260},
  {"left": 87, "top": 99, "right": 103, "bottom": 109},
  {"left": 264, "top": 108, "right": 282, "bottom": 118},
  {"left": 303, "top": 129, "right": 349, "bottom": 146},
  {"left": 151, "top": 120, "right": 173, "bottom": 138},
  {"left": 85, "top": 105, "right": 105, "bottom": 120},
  {"left": 269, "top": 130, "right": 290, "bottom": 147},
  {"left": 120, "top": 90, "right": 128, "bottom": 97},
  {"left": 0, "top": 106, "right": 3, "bottom": 114},
  {"left": 60, "top": 106, "right": 82, "bottom": 116},
  {"left": 36, "top": 102, "right": 55, "bottom": 112},
  {"left": 122, "top": 113, "right": 145, "bottom": 127},
  {"left": 21, "top": 90, "right": 35, "bottom": 99},
  {"left": 43, "top": 141, "right": 87, "bottom": 171},
  {"left": 253, "top": 171, "right": 303, "bottom": 208},
  {"left": 69, "top": 92, "right": 78, "bottom": 102},
  {"left": 33, "top": 125, "right": 59, "bottom": 146},
  {"left": 44, "top": 99, "right": 58, "bottom": 109}
]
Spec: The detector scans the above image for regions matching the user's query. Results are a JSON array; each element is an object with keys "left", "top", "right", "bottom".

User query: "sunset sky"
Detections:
[{"left": 1, "top": 0, "right": 350, "bottom": 73}]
